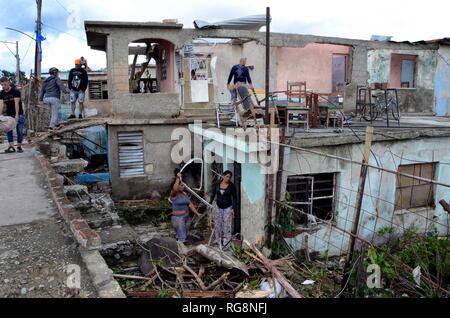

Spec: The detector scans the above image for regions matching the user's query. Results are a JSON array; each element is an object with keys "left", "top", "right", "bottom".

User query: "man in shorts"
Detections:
[{"left": 68, "top": 59, "right": 88, "bottom": 119}]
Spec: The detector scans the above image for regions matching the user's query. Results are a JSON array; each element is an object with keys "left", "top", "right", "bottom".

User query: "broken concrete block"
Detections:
[
  {"left": 64, "top": 185, "right": 89, "bottom": 198},
  {"left": 51, "top": 159, "right": 88, "bottom": 174}
]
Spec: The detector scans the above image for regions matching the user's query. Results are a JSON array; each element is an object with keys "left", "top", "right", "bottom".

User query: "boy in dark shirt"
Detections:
[
  {"left": 0, "top": 77, "right": 25, "bottom": 153},
  {"left": 68, "top": 59, "right": 89, "bottom": 119}
]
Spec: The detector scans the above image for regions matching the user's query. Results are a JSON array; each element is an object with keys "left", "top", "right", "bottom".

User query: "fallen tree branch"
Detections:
[
  {"left": 183, "top": 264, "right": 207, "bottom": 290},
  {"left": 113, "top": 274, "right": 155, "bottom": 281},
  {"left": 206, "top": 272, "right": 229, "bottom": 291},
  {"left": 244, "top": 240, "right": 304, "bottom": 298}
]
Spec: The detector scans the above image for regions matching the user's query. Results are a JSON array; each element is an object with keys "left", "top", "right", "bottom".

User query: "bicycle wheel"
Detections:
[{"left": 389, "top": 96, "right": 400, "bottom": 120}]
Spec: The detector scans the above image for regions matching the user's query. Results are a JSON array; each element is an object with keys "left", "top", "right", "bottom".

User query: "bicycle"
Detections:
[{"left": 361, "top": 91, "right": 400, "bottom": 122}]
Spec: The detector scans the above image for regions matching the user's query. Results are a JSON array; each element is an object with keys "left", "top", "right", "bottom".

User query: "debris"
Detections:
[
  {"left": 63, "top": 185, "right": 89, "bottom": 199},
  {"left": 138, "top": 237, "right": 181, "bottom": 276},
  {"left": 260, "top": 277, "right": 287, "bottom": 298},
  {"left": 412, "top": 266, "right": 421, "bottom": 286},
  {"left": 51, "top": 159, "right": 88, "bottom": 174},
  {"left": 235, "top": 289, "right": 271, "bottom": 298},
  {"left": 301, "top": 279, "right": 315, "bottom": 285},
  {"left": 127, "top": 290, "right": 233, "bottom": 298},
  {"left": 193, "top": 244, "right": 249, "bottom": 275},
  {"left": 244, "top": 240, "right": 303, "bottom": 298},
  {"left": 20, "top": 288, "right": 27, "bottom": 295}
]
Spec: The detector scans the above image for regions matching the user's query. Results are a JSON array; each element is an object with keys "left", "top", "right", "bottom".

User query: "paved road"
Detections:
[{"left": 0, "top": 145, "right": 97, "bottom": 298}]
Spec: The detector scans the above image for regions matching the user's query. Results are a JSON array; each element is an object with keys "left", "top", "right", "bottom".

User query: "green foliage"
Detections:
[
  {"left": 376, "top": 226, "right": 396, "bottom": 237},
  {"left": 247, "top": 277, "right": 262, "bottom": 289},
  {"left": 267, "top": 193, "right": 296, "bottom": 258},
  {"left": 156, "top": 289, "right": 170, "bottom": 298}
]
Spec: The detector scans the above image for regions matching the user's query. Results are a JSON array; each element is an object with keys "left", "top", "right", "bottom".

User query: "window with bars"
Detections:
[
  {"left": 118, "top": 131, "right": 145, "bottom": 177},
  {"left": 88, "top": 80, "right": 108, "bottom": 100},
  {"left": 286, "top": 173, "right": 336, "bottom": 225},
  {"left": 395, "top": 163, "right": 436, "bottom": 210}
]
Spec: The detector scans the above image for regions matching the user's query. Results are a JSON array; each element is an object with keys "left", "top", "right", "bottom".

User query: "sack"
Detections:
[{"left": 0, "top": 116, "right": 16, "bottom": 133}]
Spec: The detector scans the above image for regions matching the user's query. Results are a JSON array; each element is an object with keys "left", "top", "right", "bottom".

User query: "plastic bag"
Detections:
[
  {"left": 260, "top": 277, "right": 287, "bottom": 298},
  {"left": 0, "top": 116, "right": 16, "bottom": 133}
]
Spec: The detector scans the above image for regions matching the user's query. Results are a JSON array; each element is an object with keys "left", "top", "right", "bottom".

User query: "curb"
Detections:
[
  {"left": 35, "top": 152, "right": 101, "bottom": 249},
  {"left": 35, "top": 150, "right": 126, "bottom": 297}
]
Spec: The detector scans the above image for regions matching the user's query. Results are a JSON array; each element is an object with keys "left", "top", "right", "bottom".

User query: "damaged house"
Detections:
[{"left": 76, "top": 18, "right": 450, "bottom": 255}]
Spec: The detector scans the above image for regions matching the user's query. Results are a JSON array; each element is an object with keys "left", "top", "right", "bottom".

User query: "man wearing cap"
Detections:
[
  {"left": 40, "top": 67, "right": 69, "bottom": 130},
  {"left": 68, "top": 59, "right": 88, "bottom": 119}
]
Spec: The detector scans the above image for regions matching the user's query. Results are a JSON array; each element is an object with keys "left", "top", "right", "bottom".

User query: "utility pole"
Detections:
[
  {"left": 15, "top": 41, "right": 20, "bottom": 84},
  {"left": 264, "top": 7, "right": 270, "bottom": 124},
  {"left": 35, "top": 0, "right": 42, "bottom": 81},
  {"left": 0, "top": 40, "right": 20, "bottom": 84}
]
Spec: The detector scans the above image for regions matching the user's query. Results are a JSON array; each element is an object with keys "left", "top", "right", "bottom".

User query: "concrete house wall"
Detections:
[
  {"left": 108, "top": 121, "right": 190, "bottom": 200},
  {"left": 276, "top": 44, "right": 351, "bottom": 93},
  {"left": 283, "top": 134, "right": 450, "bottom": 256},
  {"left": 367, "top": 48, "right": 437, "bottom": 113},
  {"left": 435, "top": 45, "right": 450, "bottom": 116}
]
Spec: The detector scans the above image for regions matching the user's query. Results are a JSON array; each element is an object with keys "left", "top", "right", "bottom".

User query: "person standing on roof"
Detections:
[
  {"left": 40, "top": 67, "right": 69, "bottom": 131},
  {"left": 227, "top": 57, "right": 255, "bottom": 102},
  {"left": 0, "top": 77, "right": 25, "bottom": 153},
  {"left": 68, "top": 59, "right": 88, "bottom": 119}
]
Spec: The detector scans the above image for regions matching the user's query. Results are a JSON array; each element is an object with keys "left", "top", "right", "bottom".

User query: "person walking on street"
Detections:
[
  {"left": 0, "top": 77, "right": 25, "bottom": 153},
  {"left": 40, "top": 67, "right": 69, "bottom": 130},
  {"left": 209, "top": 170, "right": 238, "bottom": 249},
  {"left": 68, "top": 59, "right": 88, "bottom": 119}
]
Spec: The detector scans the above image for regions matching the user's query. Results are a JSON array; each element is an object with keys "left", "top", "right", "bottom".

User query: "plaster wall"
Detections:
[
  {"left": 284, "top": 136, "right": 450, "bottom": 256},
  {"left": 435, "top": 46, "right": 450, "bottom": 116}
]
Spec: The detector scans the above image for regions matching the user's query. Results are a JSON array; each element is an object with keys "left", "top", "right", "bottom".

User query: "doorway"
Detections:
[{"left": 332, "top": 54, "right": 347, "bottom": 93}]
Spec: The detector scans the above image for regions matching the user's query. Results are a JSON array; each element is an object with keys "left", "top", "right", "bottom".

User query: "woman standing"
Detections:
[
  {"left": 40, "top": 67, "right": 69, "bottom": 131},
  {"left": 209, "top": 170, "right": 238, "bottom": 249},
  {"left": 170, "top": 171, "right": 201, "bottom": 243}
]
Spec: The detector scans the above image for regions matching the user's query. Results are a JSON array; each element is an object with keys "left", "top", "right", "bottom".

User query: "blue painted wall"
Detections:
[{"left": 435, "top": 46, "right": 450, "bottom": 116}]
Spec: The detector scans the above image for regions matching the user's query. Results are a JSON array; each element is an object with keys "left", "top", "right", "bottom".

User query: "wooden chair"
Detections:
[{"left": 286, "top": 81, "right": 309, "bottom": 131}]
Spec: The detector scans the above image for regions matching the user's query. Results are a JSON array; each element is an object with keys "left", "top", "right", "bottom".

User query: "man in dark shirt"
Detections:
[
  {"left": 227, "top": 57, "right": 256, "bottom": 126},
  {"left": 68, "top": 59, "right": 88, "bottom": 119},
  {"left": 0, "top": 77, "right": 25, "bottom": 153}
]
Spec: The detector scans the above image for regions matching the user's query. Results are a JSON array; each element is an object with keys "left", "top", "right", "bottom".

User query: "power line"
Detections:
[
  {"left": 41, "top": 22, "right": 86, "bottom": 41},
  {"left": 54, "top": 0, "right": 70, "bottom": 14}
]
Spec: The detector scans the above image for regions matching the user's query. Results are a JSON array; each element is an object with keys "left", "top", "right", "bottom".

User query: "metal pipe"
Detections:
[{"left": 264, "top": 6, "right": 270, "bottom": 124}]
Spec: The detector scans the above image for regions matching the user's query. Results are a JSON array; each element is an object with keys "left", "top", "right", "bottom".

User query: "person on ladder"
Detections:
[{"left": 227, "top": 57, "right": 257, "bottom": 128}]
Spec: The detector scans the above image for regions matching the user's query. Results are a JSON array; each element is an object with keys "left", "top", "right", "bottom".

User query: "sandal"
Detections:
[
  {"left": 4, "top": 146, "right": 16, "bottom": 153},
  {"left": 17, "top": 146, "right": 23, "bottom": 153}
]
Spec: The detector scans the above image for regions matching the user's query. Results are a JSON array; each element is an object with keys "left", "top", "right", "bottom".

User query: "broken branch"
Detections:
[{"left": 244, "top": 240, "right": 304, "bottom": 298}]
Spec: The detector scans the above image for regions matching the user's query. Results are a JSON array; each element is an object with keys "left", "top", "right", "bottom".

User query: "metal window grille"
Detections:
[
  {"left": 88, "top": 80, "right": 103, "bottom": 100},
  {"left": 118, "top": 131, "right": 145, "bottom": 177},
  {"left": 286, "top": 173, "right": 336, "bottom": 225}
]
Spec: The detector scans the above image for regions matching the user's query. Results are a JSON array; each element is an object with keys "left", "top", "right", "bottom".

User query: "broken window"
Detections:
[
  {"left": 88, "top": 80, "right": 108, "bottom": 100},
  {"left": 389, "top": 54, "right": 417, "bottom": 88},
  {"left": 118, "top": 131, "right": 145, "bottom": 177},
  {"left": 395, "top": 163, "right": 436, "bottom": 210},
  {"left": 286, "top": 173, "right": 336, "bottom": 225}
]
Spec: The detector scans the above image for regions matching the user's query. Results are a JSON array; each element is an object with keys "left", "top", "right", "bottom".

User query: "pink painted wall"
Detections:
[
  {"left": 276, "top": 43, "right": 351, "bottom": 93},
  {"left": 158, "top": 40, "right": 175, "bottom": 93},
  {"left": 389, "top": 54, "right": 416, "bottom": 88}
]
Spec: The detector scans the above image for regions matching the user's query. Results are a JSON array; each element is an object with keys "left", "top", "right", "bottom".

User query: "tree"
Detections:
[{"left": 0, "top": 70, "right": 28, "bottom": 86}]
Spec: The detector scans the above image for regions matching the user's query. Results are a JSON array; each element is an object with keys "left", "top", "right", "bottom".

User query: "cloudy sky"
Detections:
[{"left": 0, "top": 0, "right": 448, "bottom": 74}]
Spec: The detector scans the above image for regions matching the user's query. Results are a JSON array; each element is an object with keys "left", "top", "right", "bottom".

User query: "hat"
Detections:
[
  {"left": 49, "top": 67, "right": 59, "bottom": 74},
  {"left": 75, "top": 59, "right": 81, "bottom": 65}
]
